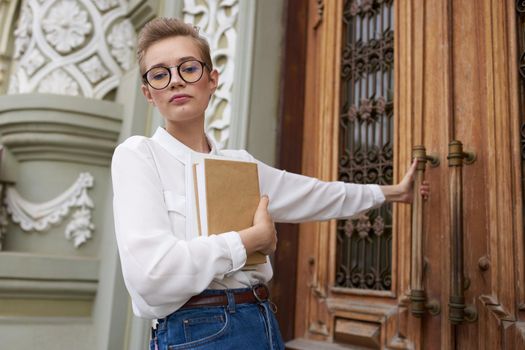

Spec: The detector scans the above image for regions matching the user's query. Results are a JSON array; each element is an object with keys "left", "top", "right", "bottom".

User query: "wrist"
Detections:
[
  {"left": 380, "top": 184, "right": 403, "bottom": 202},
  {"left": 238, "top": 226, "right": 261, "bottom": 255}
]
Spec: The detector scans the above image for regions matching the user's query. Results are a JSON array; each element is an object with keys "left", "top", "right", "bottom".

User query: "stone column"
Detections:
[{"left": 0, "top": 1, "right": 157, "bottom": 349}]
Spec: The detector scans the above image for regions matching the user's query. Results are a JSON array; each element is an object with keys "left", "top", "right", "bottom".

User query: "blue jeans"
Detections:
[{"left": 150, "top": 288, "right": 285, "bottom": 350}]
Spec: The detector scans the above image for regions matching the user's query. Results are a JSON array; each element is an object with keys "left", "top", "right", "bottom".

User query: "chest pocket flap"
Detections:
[{"left": 163, "top": 190, "right": 186, "bottom": 216}]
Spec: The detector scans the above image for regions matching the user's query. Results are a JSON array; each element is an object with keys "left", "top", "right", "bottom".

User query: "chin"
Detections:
[{"left": 164, "top": 112, "right": 204, "bottom": 124}]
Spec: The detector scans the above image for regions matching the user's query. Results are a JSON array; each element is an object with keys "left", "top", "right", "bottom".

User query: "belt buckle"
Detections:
[{"left": 252, "top": 284, "right": 268, "bottom": 303}]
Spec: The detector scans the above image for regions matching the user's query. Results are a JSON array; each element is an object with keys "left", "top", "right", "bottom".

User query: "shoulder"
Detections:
[
  {"left": 218, "top": 149, "right": 256, "bottom": 162},
  {"left": 115, "top": 135, "right": 151, "bottom": 152},
  {"left": 113, "top": 135, "right": 156, "bottom": 157},
  {"left": 112, "top": 135, "right": 155, "bottom": 167}
]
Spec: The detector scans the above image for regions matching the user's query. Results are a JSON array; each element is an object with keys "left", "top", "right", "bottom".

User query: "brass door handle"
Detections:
[
  {"left": 410, "top": 146, "right": 440, "bottom": 317},
  {"left": 447, "top": 140, "right": 478, "bottom": 324}
]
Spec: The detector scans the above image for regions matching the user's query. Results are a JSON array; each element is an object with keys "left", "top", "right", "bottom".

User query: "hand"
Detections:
[
  {"left": 252, "top": 196, "right": 278, "bottom": 255},
  {"left": 238, "top": 196, "right": 277, "bottom": 256},
  {"left": 399, "top": 158, "right": 430, "bottom": 202},
  {"left": 380, "top": 159, "right": 430, "bottom": 203}
]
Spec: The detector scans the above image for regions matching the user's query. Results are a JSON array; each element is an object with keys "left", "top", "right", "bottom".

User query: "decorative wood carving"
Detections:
[
  {"left": 313, "top": 0, "right": 324, "bottom": 29},
  {"left": 308, "top": 320, "right": 329, "bottom": 337},
  {"left": 479, "top": 295, "right": 514, "bottom": 322},
  {"left": 333, "top": 318, "right": 381, "bottom": 348}
]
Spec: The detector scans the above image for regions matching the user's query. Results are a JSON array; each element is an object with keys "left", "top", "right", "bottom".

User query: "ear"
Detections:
[
  {"left": 208, "top": 69, "right": 219, "bottom": 96},
  {"left": 141, "top": 84, "right": 155, "bottom": 105}
]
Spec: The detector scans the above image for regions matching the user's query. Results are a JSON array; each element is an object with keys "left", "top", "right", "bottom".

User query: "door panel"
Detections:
[
  {"left": 407, "top": 0, "right": 525, "bottom": 348},
  {"left": 280, "top": 0, "right": 525, "bottom": 348},
  {"left": 451, "top": 1, "right": 490, "bottom": 348}
]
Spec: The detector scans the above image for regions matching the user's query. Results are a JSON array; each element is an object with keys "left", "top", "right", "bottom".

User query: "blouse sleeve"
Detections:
[
  {"left": 245, "top": 152, "right": 385, "bottom": 223},
  {"left": 111, "top": 139, "right": 247, "bottom": 318}
]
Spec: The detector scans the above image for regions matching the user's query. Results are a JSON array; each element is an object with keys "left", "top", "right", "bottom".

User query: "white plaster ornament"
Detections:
[
  {"left": 4, "top": 172, "right": 95, "bottom": 248},
  {"left": 8, "top": 0, "right": 136, "bottom": 99},
  {"left": 184, "top": 0, "right": 239, "bottom": 148}
]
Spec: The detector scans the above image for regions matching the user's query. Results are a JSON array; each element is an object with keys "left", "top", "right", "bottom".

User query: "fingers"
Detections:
[
  {"left": 407, "top": 158, "right": 418, "bottom": 179},
  {"left": 258, "top": 195, "right": 269, "bottom": 209},
  {"left": 420, "top": 180, "right": 430, "bottom": 200},
  {"left": 401, "top": 159, "right": 418, "bottom": 185},
  {"left": 253, "top": 195, "right": 271, "bottom": 225},
  {"left": 401, "top": 159, "right": 430, "bottom": 202},
  {"left": 255, "top": 195, "right": 277, "bottom": 255}
]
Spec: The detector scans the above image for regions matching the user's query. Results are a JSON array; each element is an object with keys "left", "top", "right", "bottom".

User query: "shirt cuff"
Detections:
[
  {"left": 368, "top": 184, "right": 386, "bottom": 207},
  {"left": 220, "top": 231, "right": 247, "bottom": 272}
]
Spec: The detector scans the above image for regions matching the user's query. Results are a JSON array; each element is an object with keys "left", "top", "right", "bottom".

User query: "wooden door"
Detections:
[
  {"left": 276, "top": 0, "right": 525, "bottom": 349},
  {"left": 400, "top": 1, "right": 525, "bottom": 348}
]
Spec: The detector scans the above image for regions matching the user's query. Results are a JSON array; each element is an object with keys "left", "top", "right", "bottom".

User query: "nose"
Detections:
[{"left": 168, "top": 67, "right": 185, "bottom": 88}]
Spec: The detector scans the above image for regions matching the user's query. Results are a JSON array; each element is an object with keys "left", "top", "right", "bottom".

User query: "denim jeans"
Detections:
[{"left": 150, "top": 288, "right": 285, "bottom": 350}]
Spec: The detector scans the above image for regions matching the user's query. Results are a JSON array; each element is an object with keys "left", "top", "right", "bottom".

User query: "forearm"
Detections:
[
  {"left": 238, "top": 223, "right": 276, "bottom": 256},
  {"left": 238, "top": 226, "right": 262, "bottom": 256},
  {"left": 379, "top": 184, "right": 406, "bottom": 203}
]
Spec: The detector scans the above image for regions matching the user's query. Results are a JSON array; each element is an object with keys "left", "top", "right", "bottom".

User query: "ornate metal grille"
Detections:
[{"left": 336, "top": 0, "right": 394, "bottom": 290}]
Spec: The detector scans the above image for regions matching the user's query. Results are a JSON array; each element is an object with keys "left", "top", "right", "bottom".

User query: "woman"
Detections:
[{"left": 111, "top": 17, "right": 429, "bottom": 350}]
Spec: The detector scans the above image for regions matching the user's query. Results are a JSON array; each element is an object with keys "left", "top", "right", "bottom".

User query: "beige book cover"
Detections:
[{"left": 194, "top": 158, "right": 267, "bottom": 265}]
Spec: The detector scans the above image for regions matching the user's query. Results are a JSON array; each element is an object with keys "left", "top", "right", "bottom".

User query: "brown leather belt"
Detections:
[{"left": 180, "top": 284, "right": 270, "bottom": 310}]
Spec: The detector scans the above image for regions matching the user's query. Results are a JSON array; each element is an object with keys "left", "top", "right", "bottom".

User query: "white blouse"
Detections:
[{"left": 111, "top": 127, "right": 385, "bottom": 319}]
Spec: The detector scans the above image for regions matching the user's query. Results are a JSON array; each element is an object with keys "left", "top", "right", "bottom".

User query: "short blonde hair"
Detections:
[{"left": 137, "top": 17, "right": 213, "bottom": 75}]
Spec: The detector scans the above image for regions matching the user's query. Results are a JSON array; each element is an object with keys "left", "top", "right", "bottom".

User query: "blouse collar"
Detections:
[{"left": 151, "top": 127, "right": 218, "bottom": 164}]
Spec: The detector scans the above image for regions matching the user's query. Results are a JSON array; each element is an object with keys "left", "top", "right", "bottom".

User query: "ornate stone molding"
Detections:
[
  {"left": 0, "top": 252, "right": 99, "bottom": 318},
  {"left": 0, "top": 93, "right": 123, "bottom": 165},
  {"left": 0, "top": 184, "right": 6, "bottom": 250},
  {"left": 0, "top": 0, "right": 20, "bottom": 93},
  {"left": 8, "top": 0, "right": 137, "bottom": 99},
  {"left": 4, "top": 172, "right": 95, "bottom": 248},
  {"left": 183, "top": 0, "right": 239, "bottom": 148},
  {"left": 42, "top": 1, "right": 92, "bottom": 54}
]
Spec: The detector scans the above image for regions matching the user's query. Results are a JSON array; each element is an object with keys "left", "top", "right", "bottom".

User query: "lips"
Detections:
[{"left": 169, "top": 94, "right": 192, "bottom": 104}]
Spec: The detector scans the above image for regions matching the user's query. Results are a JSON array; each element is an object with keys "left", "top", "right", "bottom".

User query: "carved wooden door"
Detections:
[
  {"left": 398, "top": 1, "right": 525, "bottom": 348},
  {"left": 277, "top": 0, "right": 525, "bottom": 349}
]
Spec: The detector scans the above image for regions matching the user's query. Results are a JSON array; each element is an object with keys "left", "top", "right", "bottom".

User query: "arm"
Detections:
[
  {"left": 238, "top": 195, "right": 277, "bottom": 256},
  {"left": 253, "top": 158, "right": 385, "bottom": 223},
  {"left": 243, "top": 152, "right": 426, "bottom": 223},
  {"left": 379, "top": 159, "right": 430, "bottom": 202},
  {"left": 112, "top": 141, "right": 247, "bottom": 318}
]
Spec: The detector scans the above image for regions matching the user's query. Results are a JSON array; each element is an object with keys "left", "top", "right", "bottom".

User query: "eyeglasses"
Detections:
[{"left": 142, "top": 60, "right": 209, "bottom": 90}]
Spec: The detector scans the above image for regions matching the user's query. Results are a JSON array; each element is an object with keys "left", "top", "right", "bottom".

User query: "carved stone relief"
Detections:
[
  {"left": 42, "top": 0, "right": 92, "bottom": 54},
  {"left": 8, "top": 0, "right": 136, "bottom": 99},
  {"left": 4, "top": 172, "right": 95, "bottom": 248},
  {"left": 183, "top": 0, "right": 239, "bottom": 148}
]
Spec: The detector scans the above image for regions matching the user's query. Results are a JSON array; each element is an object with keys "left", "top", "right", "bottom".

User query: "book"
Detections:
[{"left": 193, "top": 157, "right": 267, "bottom": 265}]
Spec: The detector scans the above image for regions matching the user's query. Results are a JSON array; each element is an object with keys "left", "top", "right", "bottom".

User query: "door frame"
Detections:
[{"left": 271, "top": 0, "right": 309, "bottom": 343}]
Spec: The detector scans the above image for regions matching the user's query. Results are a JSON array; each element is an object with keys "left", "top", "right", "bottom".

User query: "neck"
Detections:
[{"left": 165, "top": 118, "right": 210, "bottom": 153}]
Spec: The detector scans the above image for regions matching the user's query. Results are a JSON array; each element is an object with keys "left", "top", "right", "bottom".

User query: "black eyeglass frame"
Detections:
[{"left": 142, "top": 59, "right": 211, "bottom": 90}]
